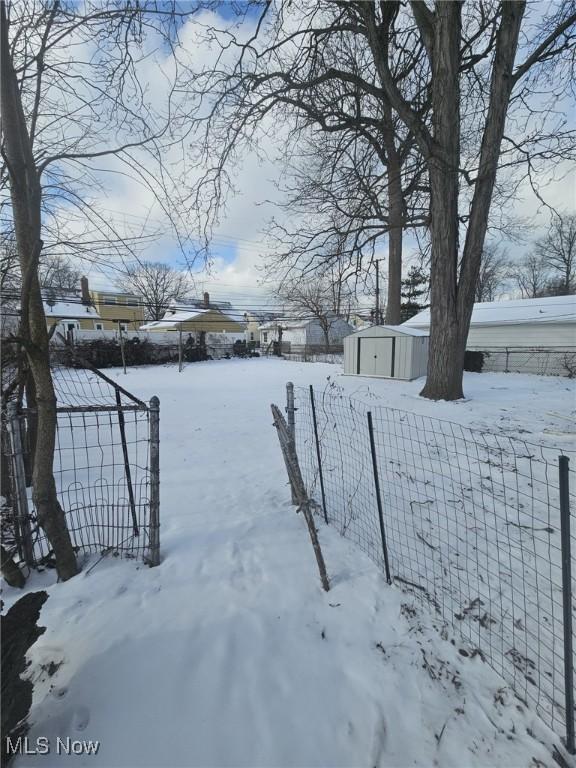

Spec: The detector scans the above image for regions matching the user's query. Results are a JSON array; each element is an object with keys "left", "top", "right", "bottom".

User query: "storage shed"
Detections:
[{"left": 343, "top": 325, "right": 429, "bottom": 380}]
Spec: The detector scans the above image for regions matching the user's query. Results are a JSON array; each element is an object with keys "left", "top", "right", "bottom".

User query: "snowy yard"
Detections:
[{"left": 5, "top": 358, "right": 576, "bottom": 768}]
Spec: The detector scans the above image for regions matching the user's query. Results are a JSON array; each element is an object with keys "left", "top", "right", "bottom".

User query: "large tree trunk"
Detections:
[
  {"left": 419, "top": 2, "right": 525, "bottom": 400},
  {"left": 1, "top": 2, "right": 78, "bottom": 580},
  {"left": 321, "top": 323, "right": 330, "bottom": 354},
  {"left": 385, "top": 174, "right": 403, "bottom": 325},
  {"left": 419, "top": 2, "right": 464, "bottom": 400},
  {"left": 384, "top": 123, "right": 403, "bottom": 325},
  {"left": 456, "top": 3, "right": 525, "bottom": 347}
]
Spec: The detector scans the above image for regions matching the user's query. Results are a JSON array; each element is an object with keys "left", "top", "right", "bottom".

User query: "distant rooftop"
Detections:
[
  {"left": 140, "top": 308, "right": 211, "bottom": 330},
  {"left": 404, "top": 295, "right": 576, "bottom": 328},
  {"left": 43, "top": 299, "right": 101, "bottom": 320}
]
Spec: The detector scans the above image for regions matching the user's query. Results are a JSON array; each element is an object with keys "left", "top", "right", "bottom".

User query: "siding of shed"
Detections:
[
  {"left": 410, "top": 336, "right": 429, "bottom": 378},
  {"left": 395, "top": 337, "right": 411, "bottom": 379},
  {"left": 343, "top": 335, "right": 355, "bottom": 374}
]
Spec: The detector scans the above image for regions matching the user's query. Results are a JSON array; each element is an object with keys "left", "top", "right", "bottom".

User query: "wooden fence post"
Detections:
[
  {"left": 118, "top": 321, "right": 127, "bottom": 374},
  {"left": 271, "top": 403, "right": 329, "bottom": 591}
]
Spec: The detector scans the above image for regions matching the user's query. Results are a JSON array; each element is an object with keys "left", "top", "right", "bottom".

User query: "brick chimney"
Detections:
[
  {"left": 203, "top": 291, "right": 210, "bottom": 308},
  {"left": 80, "top": 276, "right": 91, "bottom": 305}
]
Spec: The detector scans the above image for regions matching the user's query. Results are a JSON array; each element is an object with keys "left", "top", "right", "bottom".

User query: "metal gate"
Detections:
[{"left": 2, "top": 363, "right": 160, "bottom": 570}]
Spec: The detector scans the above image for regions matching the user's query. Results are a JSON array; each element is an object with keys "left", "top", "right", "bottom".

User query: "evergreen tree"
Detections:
[{"left": 400, "top": 266, "right": 430, "bottom": 321}]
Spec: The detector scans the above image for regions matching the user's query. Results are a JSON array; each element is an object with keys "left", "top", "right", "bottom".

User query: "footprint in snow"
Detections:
[{"left": 72, "top": 706, "right": 90, "bottom": 732}]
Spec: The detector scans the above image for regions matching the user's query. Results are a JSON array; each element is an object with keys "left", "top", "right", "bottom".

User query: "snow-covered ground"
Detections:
[{"left": 4, "top": 359, "right": 575, "bottom": 767}]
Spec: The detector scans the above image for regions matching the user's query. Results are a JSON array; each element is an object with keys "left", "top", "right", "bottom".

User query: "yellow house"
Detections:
[
  {"left": 141, "top": 294, "right": 244, "bottom": 334},
  {"left": 88, "top": 280, "right": 144, "bottom": 331},
  {"left": 141, "top": 305, "right": 244, "bottom": 334},
  {"left": 43, "top": 276, "right": 145, "bottom": 333}
]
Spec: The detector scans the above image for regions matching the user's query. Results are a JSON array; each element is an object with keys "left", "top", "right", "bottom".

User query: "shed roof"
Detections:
[
  {"left": 404, "top": 295, "right": 576, "bottom": 328},
  {"left": 350, "top": 324, "right": 429, "bottom": 337}
]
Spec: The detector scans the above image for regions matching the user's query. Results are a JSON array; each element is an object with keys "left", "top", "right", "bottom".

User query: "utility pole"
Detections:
[{"left": 375, "top": 260, "right": 384, "bottom": 325}]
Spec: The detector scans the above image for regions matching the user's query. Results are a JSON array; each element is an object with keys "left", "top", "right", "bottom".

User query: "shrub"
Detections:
[{"left": 464, "top": 350, "right": 485, "bottom": 373}]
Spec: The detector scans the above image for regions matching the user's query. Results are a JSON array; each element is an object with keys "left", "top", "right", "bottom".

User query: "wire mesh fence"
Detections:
[
  {"left": 293, "top": 381, "right": 576, "bottom": 750},
  {"left": 2, "top": 362, "right": 159, "bottom": 570}
]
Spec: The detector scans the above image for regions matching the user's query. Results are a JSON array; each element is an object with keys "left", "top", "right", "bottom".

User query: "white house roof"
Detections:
[
  {"left": 352, "top": 324, "right": 428, "bottom": 337},
  {"left": 140, "top": 308, "right": 211, "bottom": 330},
  {"left": 259, "top": 314, "right": 352, "bottom": 331},
  {"left": 404, "top": 295, "right": 576, "bottom": 328},
  {"left": 259, "top": 318, "right": 310, "bottom": 331},
  {"left": 43, "top": 300, "right": 101, "bottom": 320}
]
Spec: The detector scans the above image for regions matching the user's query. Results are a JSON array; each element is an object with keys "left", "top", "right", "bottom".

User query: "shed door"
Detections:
[{"left": 359, "top": 337, "right": 394, "bottom": 376}]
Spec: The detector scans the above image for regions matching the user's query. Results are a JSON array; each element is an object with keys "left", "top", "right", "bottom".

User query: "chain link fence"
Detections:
[
  {"left": 471, "top": 347, "right": 576, "bottom": 377},
  {"left": 2, "top": 362, "right": 160, "bottom": 571},
  {"left": 292, "top": 382, "right": 575, "bottom": 752}
]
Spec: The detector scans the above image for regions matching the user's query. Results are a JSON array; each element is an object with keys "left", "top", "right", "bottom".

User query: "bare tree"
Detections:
[
  {"left": 184, "top": 1, "right": 575, "bottom": 399},
  {"left": 0, "top": 233, "right": 19, "bottom": 335},
  {"left": 475, "top": 244, "right": 510, "bottom": 302},
  {"left": 264, "top": 129, "right": 427, "bottom": 322},
  {"left": 346, "top": 1, "right": 576, "bottom": 399},
  {"left": 535, "top": 212, "right": 576, "bottom": 294},
  {"left": 1, "top": 0, "right": 198, "bottom": 579},
  {"left": 277, "top": 278, "right": 345, "bottom": 353},
  {"left": 39, "top": 256, "right": 81, "bottom": 296},
  {"left": 117, "top": 262, "right": 192, "bottom": 321},
  {"left": 186, "top": 4, "right": 429, "bottom": 325},
  {"left": 509, "top": 252, "right": 550, "bottom": 298}
]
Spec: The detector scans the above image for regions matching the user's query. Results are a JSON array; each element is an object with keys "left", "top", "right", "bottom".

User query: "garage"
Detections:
[{"left": 343, "top": 325, "right": 429, "bottom": 380}]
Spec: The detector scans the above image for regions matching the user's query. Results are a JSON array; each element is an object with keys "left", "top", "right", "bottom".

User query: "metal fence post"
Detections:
[
  {"left": 286, "top": 382, "right": 297, "bottom": 504},
  {"left": 6, "top": 402, "right": 34, "bottom": 566},
  {"left": 309, "top": 385, "right": 328, "bottom": 523},
  {"left": 147, "top": 396, "right": 160, "bottom": 566},
  {"left": 559, "top": 455, "right": 575, "bottom": 755},
  {"left": 367, "top": 411, "right": 392, "bottom": 585},
  {"left": 115, "top": 389, "right": 139, "bottom": 536}
]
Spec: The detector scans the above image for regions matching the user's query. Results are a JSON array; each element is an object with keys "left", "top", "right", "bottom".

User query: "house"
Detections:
[
  {"left": 140, "top": 293, "right": 245, "bottom": 335},
  {"left": 88, "top": 279, "right": 145, "bottom": 331},
  {"left": 344, "top": 325, "right": 429, "bottom": 380},
  {"left": 259, "top": 315, "right": 353, "bottom": 353},
  {"left": 243, "top": 311, "right": 281, "bottom": 347},
  {"left": 43, "top": 297, "right": 102, "bottom": 333},
  {"left": 349, "top": 312, "right": 372, "bottom": 330},
  {"left": 43, "top": 276, "right": 145, "bottom": 333},
  {"left": 404, "top": 295, "right": 576, "bottom": 375}
]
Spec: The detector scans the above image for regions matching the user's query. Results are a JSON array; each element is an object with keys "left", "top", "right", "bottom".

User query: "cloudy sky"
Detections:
[{"left": 36, "top": 4, "right": 574, "bottom": 310}]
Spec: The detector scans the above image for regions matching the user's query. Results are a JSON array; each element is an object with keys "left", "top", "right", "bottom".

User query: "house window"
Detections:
[
  {"left": 263, "top": 332, "right": 268, "bottom": 343},
  {"left": 95, "top": 323, "right": 103, "bottom": 331},
  {"left": 250, "top": 332, "right": 254, "bottom": 341},
  {"left": 62, "top": 321, "right": 80, "bottom": 331},
  {"left": 119, "top": 323, "right": 128, "bottom": 332},
  {"left": 103, "top": 297, "right": 117, "bottom": 305}
]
